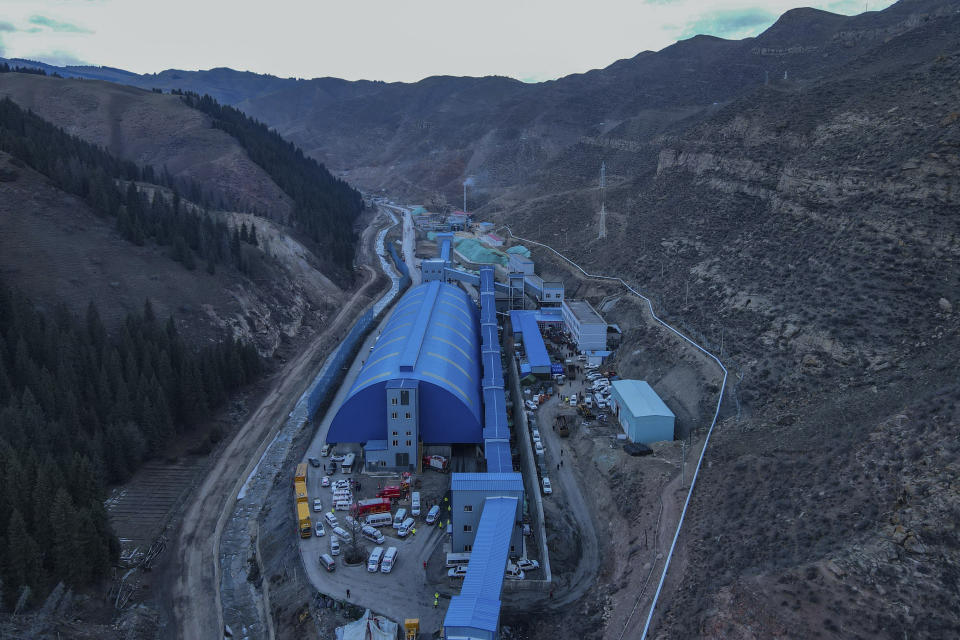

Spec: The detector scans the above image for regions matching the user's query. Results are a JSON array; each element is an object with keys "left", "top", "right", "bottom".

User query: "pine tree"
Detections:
[
  {"left": 50, "top": 488, "right": 80, "bottom": 584},
  {"left": 5, "top": 509, "right": 42, "bottom": 603},
  {"left": 249, "top": 224, "right": 259, "bottom": 247}
]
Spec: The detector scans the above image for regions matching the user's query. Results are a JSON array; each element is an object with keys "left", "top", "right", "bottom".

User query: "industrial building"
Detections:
[
  {"left": 325, "top": 280, "right": 484, "bottom": 468},
  {"left": 450, "top": 474, "right": 524, "bottom": 554},
  {"left": 562, "top": 299, "right": 607, "bottom": 352},
  {"left": 509, "top": 310, "right": 553, "bottom": 376},
  {"left": 608, "top": 380, "right": 675, "bottom": 444}
]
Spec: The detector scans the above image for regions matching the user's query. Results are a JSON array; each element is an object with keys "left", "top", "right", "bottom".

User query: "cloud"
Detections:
[
  {"left": 0, "top": 21, "right": 18, "bottom": 33},
  {"left": 29, "top": 15, "right": 93, "bottom": 34},
  {"left": 681, "top": 8, "right": 778, "bottom": 40}
]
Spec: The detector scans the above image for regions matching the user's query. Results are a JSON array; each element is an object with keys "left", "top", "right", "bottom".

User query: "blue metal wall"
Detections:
[{"left": 326, "top": 281, "right": 483, "bottom": 444}]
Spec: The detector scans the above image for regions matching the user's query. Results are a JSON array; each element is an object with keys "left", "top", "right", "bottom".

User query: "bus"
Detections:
[
  {"left": 341, "top": 453, "right": 356, "bottom": 474},
  {"left": 445, "top": 552, "right": 471, "bottom": 568}
]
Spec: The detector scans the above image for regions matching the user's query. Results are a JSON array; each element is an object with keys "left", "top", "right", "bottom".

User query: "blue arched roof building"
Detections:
[{"left": 326, "top": 280, "right": 483, "bottom": 444}]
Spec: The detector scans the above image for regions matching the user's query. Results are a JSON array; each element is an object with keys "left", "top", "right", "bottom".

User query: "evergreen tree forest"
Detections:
[
  {"left": 176, "top": 91, "right": 364, "bottom": 272},
  {"left": 0, "top": 284, "right": 261, "bottom": 608},
  {"left": 0, "top": 97, "right": 257, "bottom": 275}
]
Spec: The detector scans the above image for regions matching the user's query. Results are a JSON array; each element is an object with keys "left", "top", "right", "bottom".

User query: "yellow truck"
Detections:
[
  {"left": 295, "top": 462, "right": 308, "bottom": 484},
  {"left": 294, "top": 480, "right": 308, "bottom": 503},
  {"left": 296, "top": 500, "right": 312, "bottom": 538}
]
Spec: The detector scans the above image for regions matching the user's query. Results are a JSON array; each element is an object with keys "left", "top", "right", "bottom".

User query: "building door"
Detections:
[{"left": 396, "top": 452, "right": 409, "bottom": 467}]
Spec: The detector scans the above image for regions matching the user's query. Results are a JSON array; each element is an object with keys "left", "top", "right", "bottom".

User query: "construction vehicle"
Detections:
[
  {"left": 295, "top": 462, "right": 308, "bottom": 484},
  {"left": 353, "top": 497, "right": 392, "bottom": 516},
  {"left": 422, "top": 454, "right": 449, "bottom": 473},
  {"left": 404, "top": 619, "right": 419, "bottom": 640},
  {"left": 556, "top": 415, "right": 569, "bottom": 438}
]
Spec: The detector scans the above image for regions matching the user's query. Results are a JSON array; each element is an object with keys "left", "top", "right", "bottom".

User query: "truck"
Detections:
[
  {"left": 354, "top": 497, "right": 392, "bottom": 516},
  {"left": 294, "top": 480, "right": 308, "bottom": 503},
  {"left": 377, "top": 485, "right": 408, "bottom": 500},
  {"left": 566, "top": 364, "right": 577, "bottom": 380},
  {"left": 296, "top": 500, "right": 312, "bottom": 538},
  {"left": 422, "top": 455, "right": 449, "bottom": 473},
  {"left": 295, "top": 462, "right": 308, "bottom": 485}
]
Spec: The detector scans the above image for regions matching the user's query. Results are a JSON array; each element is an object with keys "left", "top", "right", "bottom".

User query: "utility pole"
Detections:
[{"left": 681, "top": 438, "right": 686, "bottom": 487}]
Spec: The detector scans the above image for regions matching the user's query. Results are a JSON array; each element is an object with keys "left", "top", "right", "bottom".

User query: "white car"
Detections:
[
  {"left": 321, "top": 476, "right": 331, "bottom": 488},
  {"left": 542, "top": 477, "right": 552, "bottom": 494},
  {"left": 345, "top": 515, "right": 358, "bottom": 530},
  {"left": 320, "top": 443, "right": 331, "bottom": 457},
  {"left": 312, "top": 498, "right": 323, "bottom": 512},
  {"left": 324, "top": 512, "right": 339, "bottom": 527},
  {"left": 329, "top": 537, "right": 340, "bottom": 556},
  {"left": 332, "top": 480, "right": 350, "bottom": 491},
  {"left": 534, "top": 441, "right": 544, "bottom": 455},
  {"left": 531, "top": 429, "right": 540, "bottom": 441},
  {"left": 315, "top": 521, "right": 325, "bottom": 537},
  {"left": 504, "top": 563, "right": 525, "bottom": 580},
  {"left": 516, "top": 558, "right": 540, "bottom": 572},
  {"left": 426, "top": 505, "right": 441, "bottom": 525},
  {"left": 333, "top": 526, "right": 350, "bottom": 541},
  {"left": 330, "top": 454, "right": 346, "bottom": 462},
  {"left": 569, "top": 394, "right": 577, "bottom": 406},
  {"left": 447, "top": 565, "right": 468, "bottom": 579}
]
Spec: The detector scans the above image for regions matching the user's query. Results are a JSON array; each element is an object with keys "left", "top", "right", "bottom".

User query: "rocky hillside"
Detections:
[
  {"left": 0, "top": 77, "right": 351, "bottom": 357},
  {"left": 492, "top": 7, "right": 960, "bottom": 639}
]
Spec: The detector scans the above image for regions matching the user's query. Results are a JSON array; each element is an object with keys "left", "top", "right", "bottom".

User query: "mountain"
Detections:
[
  {"left": 3, "top": 0, "right": 958, "bottom": 637},
  {"left": 7, "top": 1, "right": 956, "bottom": 208}
]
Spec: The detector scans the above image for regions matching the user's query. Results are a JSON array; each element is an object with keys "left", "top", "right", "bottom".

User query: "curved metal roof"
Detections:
[{"left": 327, "top": 281, "right": 482, "bottom": 444}]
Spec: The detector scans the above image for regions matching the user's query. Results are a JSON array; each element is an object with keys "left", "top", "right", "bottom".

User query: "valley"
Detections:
[{"left": 1, "top": 1, "right": 958, "bottom": 638}]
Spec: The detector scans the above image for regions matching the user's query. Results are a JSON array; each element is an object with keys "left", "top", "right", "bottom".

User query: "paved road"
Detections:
[
  {"left": 402, "top": 210, "right": 421, "bottom": 285},
  {"left": 166, "top": 213, "right": 388, "bottom": 640}
]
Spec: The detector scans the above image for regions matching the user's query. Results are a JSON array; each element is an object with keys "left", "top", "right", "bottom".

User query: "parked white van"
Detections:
[
  {"left": 380, "top": 546, "right": 399, "bottom": 573},
  {"left": 393, "top": 508, "right": 407, "bottom": 529},
  {"left": 426, "top": 505, "right": 441, "bottom": 525},
  {"left": 362, "top": 525, "right": 385, "bottom": 544},
  {"left": 367, "top": 546, "right": 384, "bottom": 572},
  {"left": 411, "top": 492, "right": 421, "bottom": 516},
  {"left": 398, "top": 517, "right": 415, "bottom": 537},
  {"left": 365, "top": 512, "right": 393, "bottom": 528}
]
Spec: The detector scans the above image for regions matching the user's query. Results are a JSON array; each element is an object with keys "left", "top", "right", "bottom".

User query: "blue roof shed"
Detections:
[{"left": 609, "top": 380, "right": 675, "bottom": 444}]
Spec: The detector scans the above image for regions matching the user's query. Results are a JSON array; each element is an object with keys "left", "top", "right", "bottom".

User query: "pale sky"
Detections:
[{"left": 0, "top": 0, "right": 895, "bottom": 83}]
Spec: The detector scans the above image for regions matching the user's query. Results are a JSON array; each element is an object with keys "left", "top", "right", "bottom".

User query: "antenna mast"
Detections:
[{"left": 598, "top": 161, "right": 607, "bottom": 240}]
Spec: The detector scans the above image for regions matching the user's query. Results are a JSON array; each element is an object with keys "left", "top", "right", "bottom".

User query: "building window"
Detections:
[
  {"left": 464, "top": 505, "right": 473, "bottom": 512},
  {"left": 406, "top": 431, "right": 411, "bottom": 436},
  {"left": 392, "top": 431, "right": 398, "bottom": 436},
  {"left": 464, "top": 545, "right": 472, "bottom": 552},
  {"left": 406, "top": 440, "right": 411, "bottom": 446},
  {"left": 391, "top": 397, "right": 398, "bottom": 405},
  {"left": 463, "top": 524, "right": 472, "bottom": 532},
  {"left": 405, "top": 412, "right": 411, "bottom": 419},
  {"left": 391, "top": 413, "right": 398, "bottom": 420},
  {"left": 400, "top": 390, "right": 410, "bottom": 405},
  {"left": 380, "top": 460, "right": 386, "bottom": 467},
  {"left": 392, "top": 440, "right": 398, "bottom": 446},
  {"left": 511, "top": 545, "right": 515, "bottom": 552}
]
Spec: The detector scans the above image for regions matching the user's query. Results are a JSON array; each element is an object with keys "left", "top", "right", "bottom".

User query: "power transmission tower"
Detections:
[{"left": 598, "top": 161, "right": 607, "bottom": 240}]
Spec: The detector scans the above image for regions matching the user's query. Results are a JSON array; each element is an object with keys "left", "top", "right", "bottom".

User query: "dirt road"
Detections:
[{"left": 167, "top": 213, "right": 389, "bottom": 639}]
